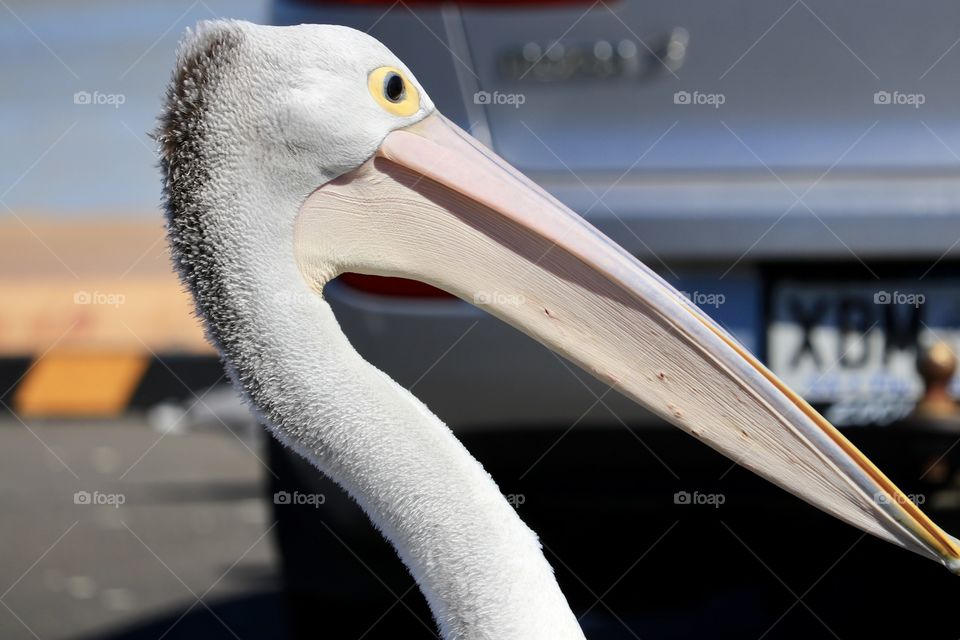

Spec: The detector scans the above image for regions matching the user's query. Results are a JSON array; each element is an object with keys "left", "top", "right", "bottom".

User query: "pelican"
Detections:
[{"left": 157, "top": 20, "right": 959, "bottom": 639}]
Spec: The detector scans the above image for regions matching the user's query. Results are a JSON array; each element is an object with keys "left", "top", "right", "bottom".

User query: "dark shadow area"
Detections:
[
  {"left": 128, "top": 357, "right": 224, "bottom": 408},
  {"left": 269, "top": 425, "right": 960, "bottom": 640},
  {"left": 0, "top": 358, "right": 32, "bottom": 407}
]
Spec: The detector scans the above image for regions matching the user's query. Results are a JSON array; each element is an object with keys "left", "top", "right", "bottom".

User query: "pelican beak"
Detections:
[{"left": 297, "top": 111, "right": 960, "bottom": 571}]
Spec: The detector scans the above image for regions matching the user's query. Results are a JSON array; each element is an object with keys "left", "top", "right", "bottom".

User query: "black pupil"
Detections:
[{"left": 384, "top": 73, "right": 405, "bottom": 103}]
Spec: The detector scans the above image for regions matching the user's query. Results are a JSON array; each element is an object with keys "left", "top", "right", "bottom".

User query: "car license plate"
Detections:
[{"left": 767, "top": 280, "right": 960, "bottom": 405}]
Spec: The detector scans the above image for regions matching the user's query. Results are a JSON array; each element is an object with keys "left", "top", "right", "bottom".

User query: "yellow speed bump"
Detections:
[{"left": 14, "top": 352, "right": 149, "bottom": 418}]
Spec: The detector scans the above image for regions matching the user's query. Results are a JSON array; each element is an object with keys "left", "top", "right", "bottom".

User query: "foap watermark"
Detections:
[
  {"left": 680, "top": 290, "right": 726, "bottom": 309},
  {"left": 504, "top": 493, "right": 526, "bottom": 508},
  {"left": 274, "top": 490, "right": 326, "bottom": 508},
  {"left": 874, "top": 491, "right": 925, "bottom": 507},
  {"left": 674, "top": 490, "right": 725, "bottom": 508},
  {"left": 73, "top": 90, "right": 125, "bottom": 109},
  {"left": 873, "top": 90, "right": 925, "bottom": 108},
  {"left": 271, "top": 290, "right": 322, "bottom": 309},
  {"left": 74, "top": 490, "right": 126, "bottom": 508},
  {"left": 674, "top": 90, "right": 725, "bottom": 109},
  {"left": 874, "top": 290, "right": 925, "bottom": 308},
  {"left": 474, "top": 90, "right": 526, "bottom": 109},
  {"left": 473, "top": 290, "right": 526, "bottom": 307},
  {"left": 74, "top": 290, "right": 125, "bottom": 308}
]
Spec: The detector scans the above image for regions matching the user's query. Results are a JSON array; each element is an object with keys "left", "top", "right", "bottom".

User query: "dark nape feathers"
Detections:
[{"left": 154, "top": 23, "right": 245, "bottom": 355}]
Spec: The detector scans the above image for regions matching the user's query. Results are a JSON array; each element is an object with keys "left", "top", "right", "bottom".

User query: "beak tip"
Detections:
[{"left": 945, "top": 538, "right": 960, "bottom": 575}]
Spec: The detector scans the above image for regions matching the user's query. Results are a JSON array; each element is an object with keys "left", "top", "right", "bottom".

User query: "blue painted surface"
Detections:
[{"left": 0, "top": 0, "right": 266, "bottom": 214}]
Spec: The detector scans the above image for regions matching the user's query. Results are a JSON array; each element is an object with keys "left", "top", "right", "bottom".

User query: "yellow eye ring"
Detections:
[{"left": 368, "top": 66, "right": 420, "bottom": 117}]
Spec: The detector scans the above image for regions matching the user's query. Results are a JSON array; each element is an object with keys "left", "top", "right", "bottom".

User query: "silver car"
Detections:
[{"left": 272, "top": 0, "right": 960, "bottom": 430}]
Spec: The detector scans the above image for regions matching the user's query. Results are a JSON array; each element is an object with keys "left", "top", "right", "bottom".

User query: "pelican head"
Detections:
[{"left": 158, "top": 20, "right": 959, "bottom": 640}]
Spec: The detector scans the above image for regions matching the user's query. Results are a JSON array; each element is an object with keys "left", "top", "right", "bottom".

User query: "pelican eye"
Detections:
[
  {"left": 368, "top": 66, "right": 420, "bottom": 117},
  {"left": 384, "top": 72, "right": 405, "bottom": 103}
]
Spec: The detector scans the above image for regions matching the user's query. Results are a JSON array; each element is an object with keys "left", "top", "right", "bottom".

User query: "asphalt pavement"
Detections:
[{"left": 0, "top": 416, "right": 286, "bottom": 640}]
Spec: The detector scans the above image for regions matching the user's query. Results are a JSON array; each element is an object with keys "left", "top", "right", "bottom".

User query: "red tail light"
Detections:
[{"left": 338, "top": 273, "right": 453, "bottom": 298}]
